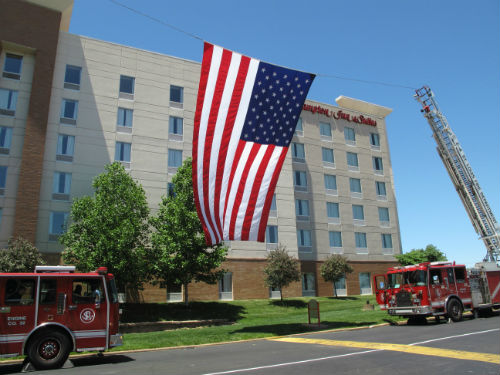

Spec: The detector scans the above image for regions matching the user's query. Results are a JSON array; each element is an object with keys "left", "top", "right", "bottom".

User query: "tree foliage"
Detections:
[
  {"left": 320, "top": 254, "right": 353, "bottom": 297},
  {"left": 61, "top": 162, "right": 151, "bottom": 294},
  {"left": 150, "top": 158, "right": 227, "bottom": 305},
  {"left": 0, "top": 237, "right": 45, "bottom": 273},
  {"left": 263, "top": 244, "right": 300, "bottom": 301},
  {"left": 395, "top": 244, "right": 447, "bottom": 266}
]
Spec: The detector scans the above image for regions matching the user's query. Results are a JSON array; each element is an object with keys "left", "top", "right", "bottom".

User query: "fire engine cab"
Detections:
[
  {"left": 0, "top": 266, "right": 122, "bottom": 370},
  {"left": 374, "top": 261, "right": 500, "bottom": 323}
]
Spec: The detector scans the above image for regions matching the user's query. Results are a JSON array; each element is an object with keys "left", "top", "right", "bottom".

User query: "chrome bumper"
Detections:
[{"left": 388, "top": 306, "right": 432, "bottom": 315}]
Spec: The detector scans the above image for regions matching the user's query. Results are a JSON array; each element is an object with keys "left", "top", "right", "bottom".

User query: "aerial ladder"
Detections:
[{"left": 414, "top": 86, "right": 500, "bottom": 263}]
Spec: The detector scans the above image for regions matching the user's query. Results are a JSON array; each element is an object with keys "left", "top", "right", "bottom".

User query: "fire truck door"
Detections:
[
  {"left": 36, "top": 277, "right": 69, "bottom": 326},
  {"left": 67, "top": 277, "right": 108, "bottom": 351},
  {"left": 373, "top": 274, "right": 387, "bottom": 306},
  {"left": 428, "top": 268, "right": 445, "bottom": 308},
  {"left": 0, "top": 277, "right": 37, "bottom": 355},
  {"left": 443, "top": 267, "right": 458, "bottom": 296}
]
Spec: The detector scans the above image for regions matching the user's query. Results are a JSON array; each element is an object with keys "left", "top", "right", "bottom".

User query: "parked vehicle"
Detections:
[
  {"left": 374, "top": 261, "right": 500, "bottom": 322},
  {"left": 0, "top": 266, "right": 122, "bottom": 369}
]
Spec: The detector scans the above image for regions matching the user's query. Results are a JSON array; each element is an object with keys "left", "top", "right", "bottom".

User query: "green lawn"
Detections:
[{"left": 116, "top": 296, "right": 401, "bottom": 351}]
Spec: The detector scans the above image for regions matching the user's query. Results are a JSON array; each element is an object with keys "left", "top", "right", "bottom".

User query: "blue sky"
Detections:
[{"left": 69, "top": 0, "right": 499, "bottom": 266}]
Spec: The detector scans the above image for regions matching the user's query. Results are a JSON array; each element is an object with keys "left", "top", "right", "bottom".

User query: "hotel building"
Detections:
[{"left": 0, "top": 0, "right": 401, "bottom": 301}]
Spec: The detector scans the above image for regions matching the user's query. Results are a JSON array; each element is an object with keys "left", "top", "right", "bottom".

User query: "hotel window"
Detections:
[
  {"left": 352, "top": 204, "right": 365, "bottom": 221},
  {"left": 168, "top": 149, "right": 183, "bottom": 168},
  {"left": 170, "top": 85, "right": 184, "bottom": 108},
  {"left": 319, "top": 122, "right": 332, "bottom": 140},
  {"left": 0, "top": 166, "right": 7, "bottom": 195},
  {"left": 169, "top": 116, "right": 183, "bottom": 140},
  {"left": 334, "top": 275, "right": 347, "bottom": 296},
  {"left": 219, "top": 272, "right": 233, "bottom": 300},
  {"left": 326, "top": 202, "right": 340, "bottom": 224},
  {"left": 266, "top": 225, "right": 278, "bottom": 244},
  {"left": 119, "top": 75, "right": 135, "bottom": 99},
  {"left": 382, "top": 234, "right": 393, "bottom": 251},
  {"left": 324, "top": 174, "right": 337, "bottom": 195},
  {"left": 355, "top": 232, "right": 368, "bottom": 252},
  {"left": 0, "top": 88, "right": 18, "bottom": 116},
  {"left": 269, "top": 194, "right": 277, "bottom": 218},
  {"left": 293, "top": 170, "right": 307, "bottom": 191},
  {"left": 56, "top": 134, "right": 75, "bottom": 162},
  {"left": 3, "top": 53, "right": 22, "bottom": 79},
  {"left": 49, "top": 211, "right": 68, "bottom": 240},
  {"left": 64, "top": 65, "right": 82, "bottom": 90},
  {"left": 52, "top": 172, "right": 71, "bottom": 201},
  {"left": 0, "top": 126, "right": 13, "bottom": 154},
  {"left": 344, "top": 127, "right": 356, "bottom": 145},
  {"left": 115, "top": 142, "right": 131, "bottom": 165},
  {"left": 378, "top": 207, "right": 390, "bottom": 227},
  {"left": 295, "top": 199, "right": 310, "bottom": 220},
  {"left": 297, "top": 229, "right": 312, "bottom": 249},
  {"left": 370, "top": 133, "right": 380, "bottom": 148},
  {"left": 346, "top": 152, "right": 359, "bottom": 171},
  {"left": 349, "top": 178, "right": 362, "bottom": 198},
  {"left": 359, "top": 272, "right": 372, "bottom": 295},
  {"left": 167, "top": 284, "right": 182, "bottom": 302},
  {"left": 329, "top": 231, "right": 343, "bottom": 249},
  {"left": 295, "top": 117, "right": 303, "bottom": 136},
  {"left": 322, "top": 147, "right": 334, "bottom": 166},
  {"left": 117, "top": 108, "right": 133, "bottom": 129},
  {"left": 302, "top": 273, "right": 315, "bottom": 297},
  {"left": 373, "top": 157, "right": 384, "bottom": 174},
  {"left": 291, "top": 142, "right": 305, "bottom": 161},
  {"left": 167, "top": 182, "right": 175, "bottom": 197},
  {"left": 375, "top": 181, "right": 387, "bottom": 199},
  {"left": 60, "top": 99, "right": 78, "bottom": 125}
]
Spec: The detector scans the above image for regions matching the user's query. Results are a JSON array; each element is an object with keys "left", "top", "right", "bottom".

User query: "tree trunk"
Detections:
[
  {"left": 333, "top": 282, "right": 337, "bottom": 298},
  {"left": 279, "top": 287, "right": 283, "bottom": 302},
  {"left": 183, "top": 283, "right": 189, "bottom": 307}
]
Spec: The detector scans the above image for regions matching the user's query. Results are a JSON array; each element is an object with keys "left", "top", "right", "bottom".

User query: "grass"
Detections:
[{"left": 116, "top": 295, "right": 402, "bottom": 351}]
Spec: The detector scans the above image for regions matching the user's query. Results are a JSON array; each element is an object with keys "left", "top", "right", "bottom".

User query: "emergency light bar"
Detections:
[{"left": 35, "top": 265, "right": 76, "bottom": 273}]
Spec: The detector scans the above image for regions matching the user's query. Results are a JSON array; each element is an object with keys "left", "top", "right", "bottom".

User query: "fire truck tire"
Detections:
[
  {"left": 446, "top": 299, "right": 463, "bottom": 322},
  {"left": 27, "top": 330, "right": 71, "bottom": 370}
]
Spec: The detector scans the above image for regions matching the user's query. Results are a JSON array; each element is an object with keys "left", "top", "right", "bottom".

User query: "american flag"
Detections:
[{"left": 193, "top": 42, "right": 315, "bottom": 245}]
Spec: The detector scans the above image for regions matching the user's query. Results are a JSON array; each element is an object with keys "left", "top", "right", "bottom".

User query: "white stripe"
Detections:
[
  {"left": 491, "top": 279, "right": 500, "bottom": 300},
  {"left": 0, "top": 334, "right": 26, "bottom": 343},
  {"left": 409, "top": 328, "right": 500, "bottom": 346},
  {"left": 197, "top": 45, "right": 223, "bottom": 244},
  {"left": 431, "top": 301, "right": 444, "bottom": 307},
  {"left": 208, "top": 52, "right": 242, "bottom": 241},
  {"left": 223, "top": 142, "right": 254, "bottom": 239},
  {"left": 248, "top": 147, "right": 283, "bottom": 241},
  {"left": 220, "top": 59, "right": 259, "bottom": 241},
  {"left": 74, "top": 330, "right": 106, "bottom": 338},
  {"left": 233, "top": 145, "right": 268, "bottom": 240}
]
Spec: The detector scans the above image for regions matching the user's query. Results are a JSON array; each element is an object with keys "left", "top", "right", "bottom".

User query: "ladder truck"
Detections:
[{"left": 414, "top": 86, "right": 500, "bottom": 263}]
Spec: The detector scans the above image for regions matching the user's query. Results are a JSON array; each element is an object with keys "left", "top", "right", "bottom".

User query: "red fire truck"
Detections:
[
  {"left": 374, "top": 261, "right": 500, "bottom": 323},
  {"left": 0, "top": 266, "right": 122, "bottom": 369}
]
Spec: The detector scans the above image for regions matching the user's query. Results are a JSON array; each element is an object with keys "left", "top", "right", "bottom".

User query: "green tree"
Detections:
[
  {"left": 395, "top": 244, "right": 447, "bottom": 266},
  {"left": 61, "top": 162, "right": 151, "bottom": 295},
  {"left": 263, "top": 244, "right": 300, "bottom": 302},
  {"left": 320, "top": 254, "right": 353, "bottom": 297},
  {"left": 0, "top": 237, "right": 45, "bottom": 272},
  {"left": 150, "top": 158, "right": 227, "bottom": 306}
]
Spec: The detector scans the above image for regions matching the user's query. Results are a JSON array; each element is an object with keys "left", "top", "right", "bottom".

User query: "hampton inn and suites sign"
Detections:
[{"left": 302, "top": 104, "right": 377, "bottom": 126}]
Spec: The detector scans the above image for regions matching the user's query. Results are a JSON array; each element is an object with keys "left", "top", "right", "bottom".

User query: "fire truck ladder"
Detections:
[{"left": 414, "top": 86, "right": 500, "bottom": 262}]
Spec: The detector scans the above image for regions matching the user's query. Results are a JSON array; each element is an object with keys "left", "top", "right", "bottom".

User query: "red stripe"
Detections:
[
  {"left": 201, "top": 48, "right": 233, "bottom": 244},
  {"left": 257, "top": 147, "right": 289, "bottom": 242},
  {"left": 213, "top": 56, "right": 251, "bottom": 241},
  {"left": 223, "top": 140, "right": 245, "bottom": 230},
  {"left": 240, "top": 145, "right": 276, "bottom": 241},
  {"left": 229, "top": 142, "right": 261, "bottom": 240},
  {"left": 192, "top": 42, "right": 214, "bottom": 244}
]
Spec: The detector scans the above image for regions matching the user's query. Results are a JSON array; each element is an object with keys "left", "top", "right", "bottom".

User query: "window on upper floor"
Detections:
[
  {"left": 373, "top": 157, "right": 384, "bottom": 174},
  {"left": 0, "top": 165, "right": 7, "bottom": 195},
  {"left": 326, "top": 202, "right": 339, "bottom": 219},
  {"left": 115, "top": 142, "right": 131, "bottom": 163},
  {"left": 370, "top": 132, "right": 380, "bottom": 148},
  {"left": 291, "top": 142, "right": 305, "bottom": 161},
  {"left": 56, "top": 134, "right": 75, "bottom": 162},
  {"left": 297, "top": 229, "right": 312, "bottom": 248},
  {"left": 169, "top": 116, "right": 183, "bottom": 137},
  {"left": 117, "top": 107, "right": 133, "bottom": 128},
  {"left": 319, "top": 122, "right": 332, "bottom": 139},
  {"left": 170, "top": 85, "right": 184, "bottom": 108},
  {"left": 344, "top": 127, "right": 355, "bottom": 144},
  {"left": 266, "top": 225, "right": 278, "bottom": 244},
  {"left": 119, "top": 75, "right": 135, "bottom": 98},
  {"left": 329, "top": 231, "right": 342, "bottom": 248},
  {"left": 52, "top": 172, "right": 72, "bottom": 200},
  {"left": 352, "top": 204, "right": 365, "bottom": 221},
  {"left": 382, "top": 234, "right": 393, "bottom": 249},
  {"left": 347, "top": 152, "right": 359, "bottom": 171},
  {"left": 0, "top": 126, "right": 13, "bottom": 154},
  {"left": 49, "top": 211, "right": 68, "bottom": 240},
  {"left": 293, "top": 170, "right": 307, "bottom": 190},
  {"left": 3, "top": 53, "right": 23, "bottom": 80},
  {"left": 355, "top": 232, "right": 367, "bottom": 250},
  {"left": 322, "top": 147, "right": 334, "bottom": 165},
  {"left": 168, "top": 149, "right": 183, "bottom": 168},
  {"left": 60, "top": 99, "right": 78, "bottom": 124},
  {"left": 378, "top": 207, "right": 390, "bottom": 226},
  {"left": 349, "top": 178, "right": 362, "bottom": 196},
  {"left": 294, "top": 117, "right": 303, "bottom": 136},
  {"left": 0, "top": 88, "right": 18, "bottom": 116},
  {"left": 324, "top": 174, "right": 337, "bottom": 194},
  {"left": 64, "top": 65, "right": 82, "bottom": 90},
  {"left": 375, "top": 181, "right": 387, "bottom": 197},
  {"left": 295, "top": 199, "right": 310, "bottom": 218}
]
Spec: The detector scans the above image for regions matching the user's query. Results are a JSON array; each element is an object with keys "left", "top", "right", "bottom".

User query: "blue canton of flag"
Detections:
[{"left": 241, "top": 62, "right": 312, "bottom": 147}]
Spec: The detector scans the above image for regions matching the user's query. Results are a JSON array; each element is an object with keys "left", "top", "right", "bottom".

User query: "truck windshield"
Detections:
[
  {"left": 404, "top": 270, "right": 427, "bottom": 286},
  {"left": 107, "top": 279, "right": 119, "bottom": 304},
  {"left": 388, "top": 273, "right": 404, "bottom": 288}
]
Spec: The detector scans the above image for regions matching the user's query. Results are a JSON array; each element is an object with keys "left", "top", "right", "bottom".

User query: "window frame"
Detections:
[
  {"left": 64, "top": 65, "right": 82, "bottom": 90},
  {"left": 3, "top": 53, "right": 23, "bottom": 79}
]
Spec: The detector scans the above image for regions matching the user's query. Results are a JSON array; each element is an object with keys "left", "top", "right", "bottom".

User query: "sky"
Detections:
[{"left": 69, "top": 0, "right": 499, "bottom": 267}]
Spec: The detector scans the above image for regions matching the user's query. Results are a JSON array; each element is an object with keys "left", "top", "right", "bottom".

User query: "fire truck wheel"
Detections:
[
  {"left": 27, "top": 330, "right": 71, "bottom": 370},
  {"left": 446, "top": 299, "right": 463, "bottom": 322}
]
